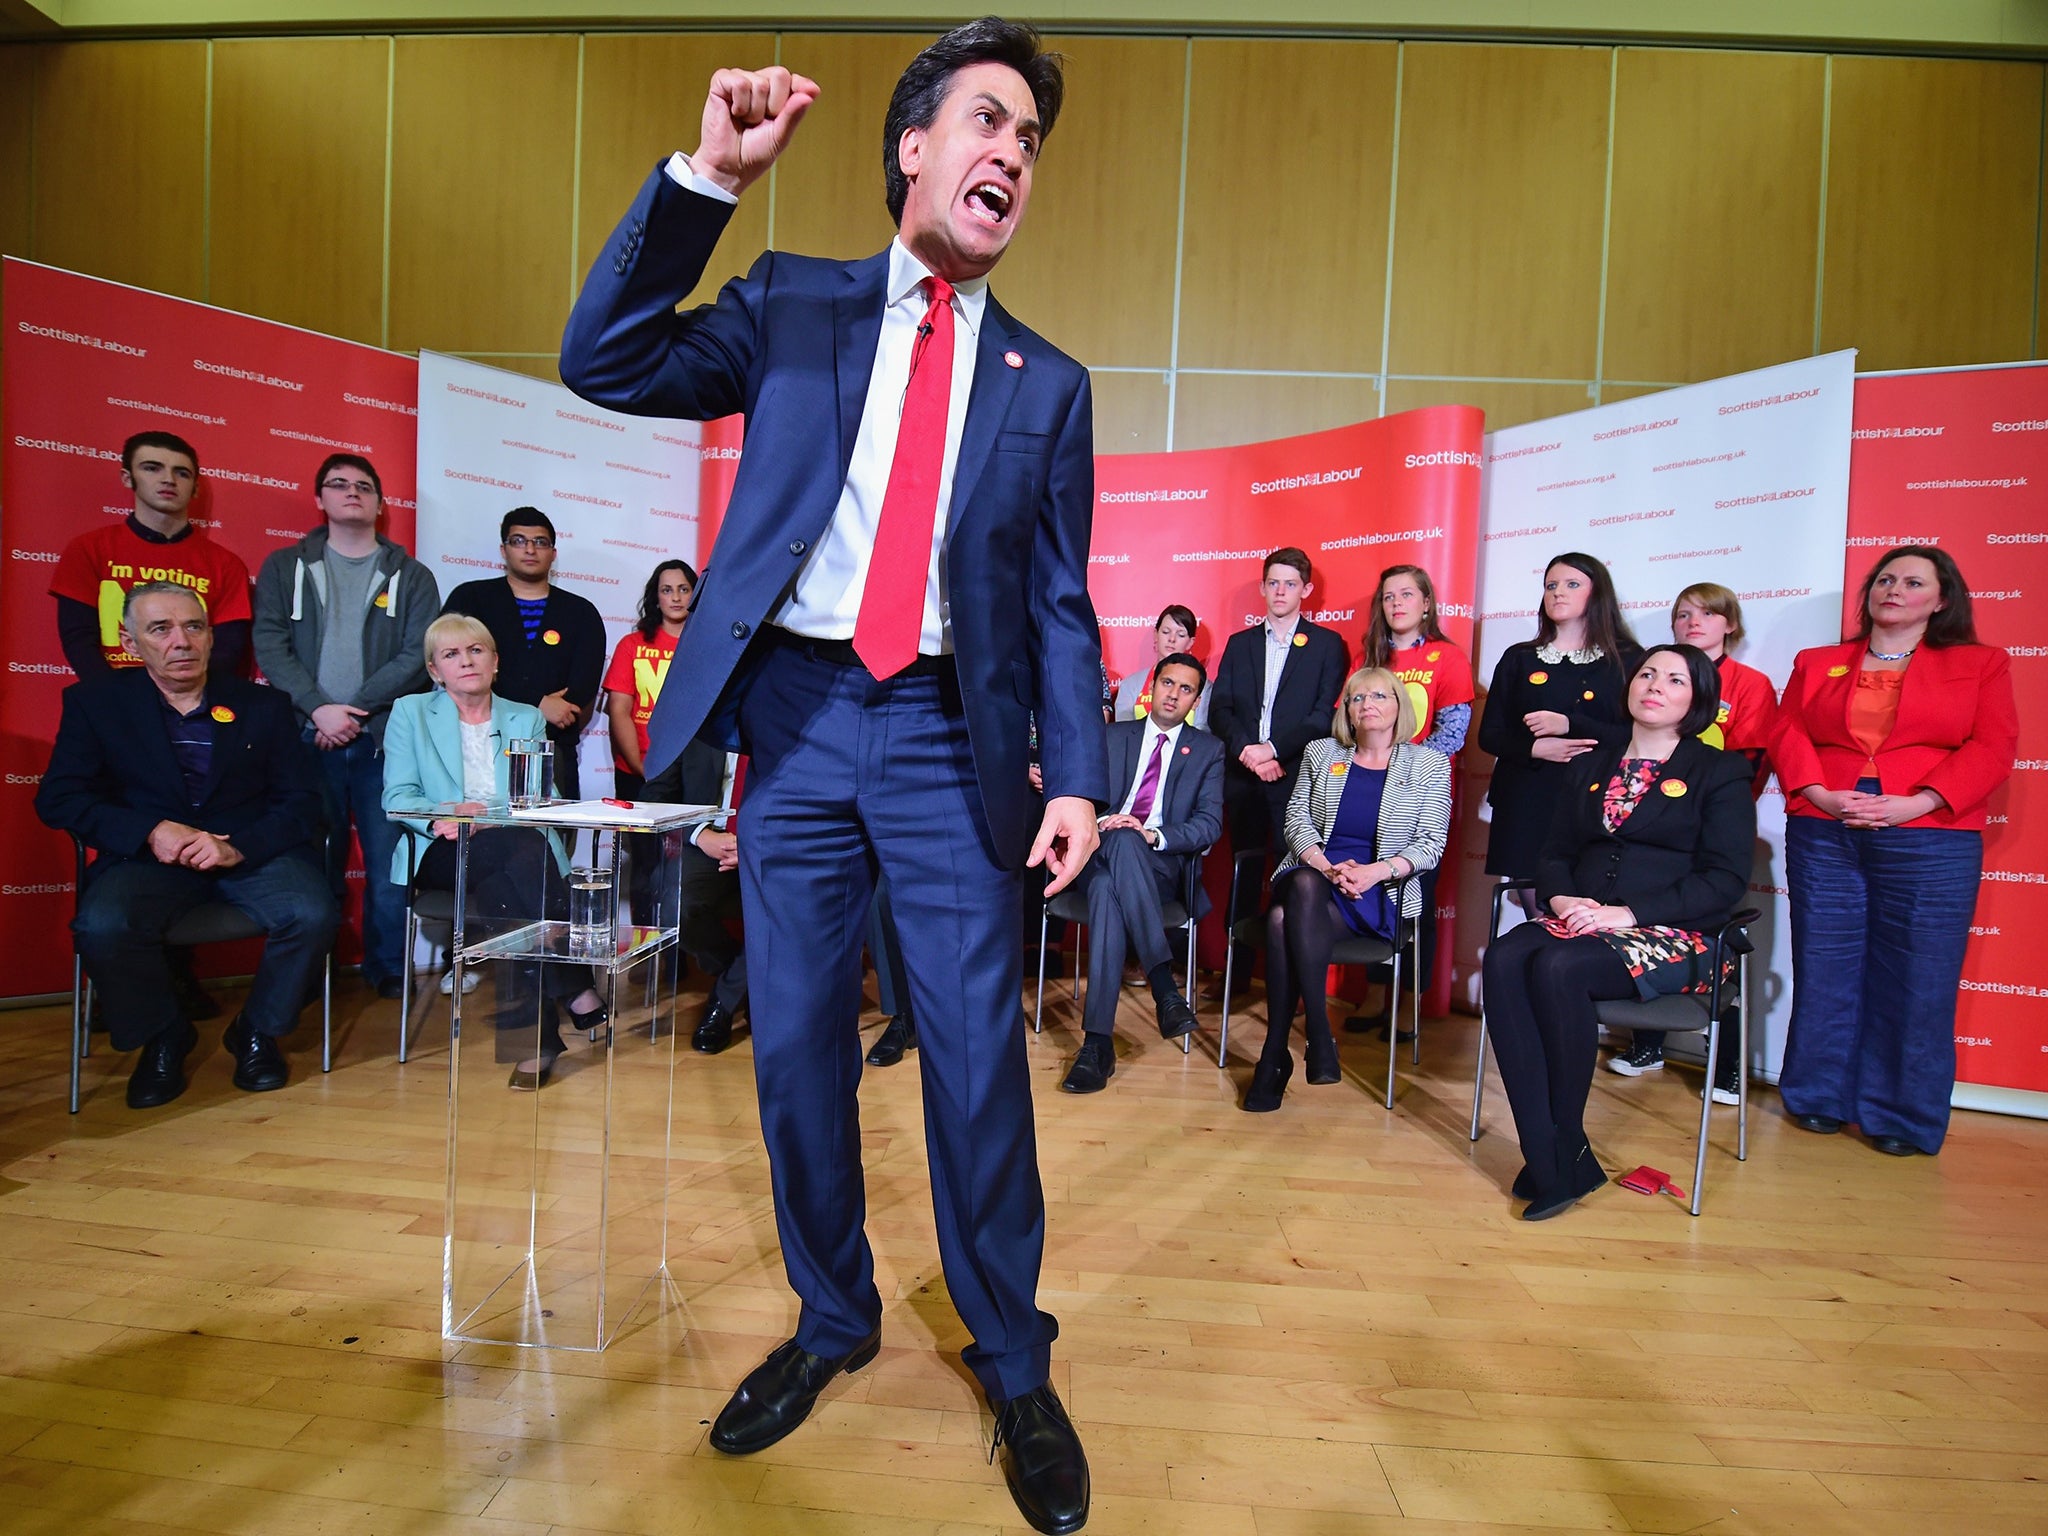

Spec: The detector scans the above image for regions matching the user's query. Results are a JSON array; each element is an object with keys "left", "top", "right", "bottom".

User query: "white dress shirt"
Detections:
[
  {"left": 666, "top": 154, "right": 984, "bottom": 654},
  {"left": 1114, "top": 719, "right": 1184, "bottom": 850},
  {"left": 1258, "top": 617, "right": 1301, "bottom": 742}
]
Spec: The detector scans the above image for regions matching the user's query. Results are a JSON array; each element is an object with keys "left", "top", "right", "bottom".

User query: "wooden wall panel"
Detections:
[
  {"left": 1090, "top": 369, "right": 1170, "bottom": 455},
  {"left": 31, "top": 41, "right": 207, "bottom": 298},
  {"left": 577, "top": 32, "right": 772, "bottom": 312},
  {"left": 1179, "top": 39, "right": 1397, "bottom": 373},
  {"left": 769, "top": 31, "right": 924, "bottom": 261},
  {"left": 992, "top": 35, "right": 1183, "bottom": 368},
  {"left": 1172, "top": 372, "right": 1382, "bottom": 452},
  {"left": 1388, "top": 43, "right": 1609, "bottom": 381},
  {"left": 1604, "top": 48, "right": 1824, "bottom": 383},
  {"left": 1822, "top": 55, "right": 2043, "bottom": 369},
  {"left": 388, "top": 34, "right": 579, "bottom": 357},
  {"left": 1384, "top": 378, "right": 1592, "bottom": 432},
  {"left": 0, "top": 46, "right": 34, "bottom": 263},
  {"left": 210, "top": 37, "right": 387, "bottom": 344}
]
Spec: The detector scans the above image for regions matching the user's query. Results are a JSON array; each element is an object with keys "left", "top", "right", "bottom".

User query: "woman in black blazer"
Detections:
[{"left": 1481, "top": 645, "right": 1755, "bottom": 1219}]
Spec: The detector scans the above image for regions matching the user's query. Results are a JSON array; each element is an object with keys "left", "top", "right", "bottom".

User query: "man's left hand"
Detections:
[
  {"left": 1030, "top": 795, "right": 1100, "bottom": 896},
  {"left": 182, "top": 833, "right": 245, "bottom": 870}
]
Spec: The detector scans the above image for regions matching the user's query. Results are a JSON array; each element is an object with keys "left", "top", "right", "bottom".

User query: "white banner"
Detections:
[
  {"left": 413, "top": 353, "right": 706, "bottom": 796},
  {"left": 1466, "top": 350, "right": 1857, "bottom": 1077}
]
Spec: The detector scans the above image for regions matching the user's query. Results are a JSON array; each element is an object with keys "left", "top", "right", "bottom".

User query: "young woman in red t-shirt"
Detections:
[{"left": 605, "top": 559, "right": 696, "bottom": 789}]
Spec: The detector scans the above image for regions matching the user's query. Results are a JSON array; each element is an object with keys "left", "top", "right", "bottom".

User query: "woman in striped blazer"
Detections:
[{"left": 1243, "top": 667, "right": 1453, "bottom": 1113}]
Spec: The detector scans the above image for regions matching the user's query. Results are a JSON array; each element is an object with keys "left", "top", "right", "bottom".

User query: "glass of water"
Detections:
[
  {"left": 507, "top": 737, "right": 554, "bottom": 807},
  {"left": 568, "top": 865, "right": 616, "bottom": 955}
]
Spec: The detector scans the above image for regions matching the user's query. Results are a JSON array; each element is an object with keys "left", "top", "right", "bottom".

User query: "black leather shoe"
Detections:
[
  {"left": 222, "top": 1016, "right": 289, "bottom": 1093},
  {"left": 375, "top": 976, "right": 406, "bottom": 1001},
  {"left": 709, "top": 1331, "right": 881, "bottom": 1455},
  {"left": 866, "top": 1015, "right": 916, "bottom": 1067},
  {"left": 1241, "top": 1050, "right": 1292, "bottom": 1112},
  {"left": 694, "top": 998, "right": 736, "bottom": 1055},
  {"left": 1060, "top": 1034, "right": 1115, "bottom": 1094},
  {"left": 1870, "top": 1134, "right": 1926, "bottom": 1157},
  {"left": 126, "top": 1021, "right": 198, "bottom": 1109},
  {"left": 1792, "top": 1112, "right": 1844, "bottom": 1134},
  {"left": 992, "top": 1383, "right": 1090, "bottom": 1536},
  {"left": 1153, "top": 989, "right": 1198, "bottom": 1040}
]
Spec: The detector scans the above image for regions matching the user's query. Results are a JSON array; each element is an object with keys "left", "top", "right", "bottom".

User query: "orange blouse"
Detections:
[{"left": 1848, "top": 667, "right": 1906, "bottom": 771}]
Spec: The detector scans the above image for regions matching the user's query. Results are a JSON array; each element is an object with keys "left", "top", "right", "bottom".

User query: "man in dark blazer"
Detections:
[
  {"left": 440, "top": 508, "right": 606, "bottom": 798},
  {"left": 557, "top": 22, "right": 1102, "bottom": 1531},
  {"left": 36, "top": 582, "right": 336, "bottom": 1109},
  {"left": 1060, "top": 654, "right": 1223, "bottom": 1095},
  {"left": 642, "top": 734, "right": 750, "bottom": 1055},
  {"left": 1208, "top": 547, "right": 1351, "bottom": 856}
]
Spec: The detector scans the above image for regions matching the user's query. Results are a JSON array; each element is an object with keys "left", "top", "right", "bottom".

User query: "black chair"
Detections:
[
  {"left": 1217, "top": 848, "right": 1423, "bottom": 1108},
  {"left": 1031, "top": 846, "right": 1207, "bottom": 1056},
  {"left": 1469, "top": 877, "right": 1758, "bottom": 1216},
  {"left": 66, "top": 833, "right": 335, "bottom": 1112}
]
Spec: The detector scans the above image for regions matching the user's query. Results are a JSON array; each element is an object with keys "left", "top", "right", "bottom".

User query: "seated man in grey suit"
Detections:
[{"left": 1061, "top": 653, "right": 1224, "bottom": 1094}]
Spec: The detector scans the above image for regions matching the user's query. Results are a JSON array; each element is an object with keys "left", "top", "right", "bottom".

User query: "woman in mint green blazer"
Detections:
[{"left": 383, "top": 613, "right": 604, "bottom": 1088}]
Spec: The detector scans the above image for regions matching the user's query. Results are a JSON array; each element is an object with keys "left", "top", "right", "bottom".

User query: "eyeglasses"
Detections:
[
  {"left": 505, "top": 535, "right": 555, "bottom": 551},
  {"left": 321, "top": 478, "right": 378, "bottom": 496},
  {"left": 1347, "top": 691, "right": 1396, "bottom": 706}
]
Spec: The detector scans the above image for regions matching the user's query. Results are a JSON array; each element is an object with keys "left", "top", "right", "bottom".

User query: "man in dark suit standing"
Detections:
[
  {"left": 559, "top": 21, "right": 1103, "bottom": 1533},
  {"left": 1059, "top": 654, "right": 1223, "bottom": 1095},
  {"left": 36, "top": 582, "right": 336, "bottom": 1108},
  {"left": 1208, "top": 547, "right": 1351, "bottom": 856}
]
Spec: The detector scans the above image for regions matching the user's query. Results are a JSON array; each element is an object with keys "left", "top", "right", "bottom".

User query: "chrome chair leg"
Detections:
[
  {"left": 1736, "top": 954, "right": 1750, "bottom": 1162},
  {"left": 1690, "top": 1012, "right": 1718, "bottom": 1218},
  {"left": 69, "top": 955, "right": 85, "bottom": 1114},
  {"left": 321, "top": 955, "right": 334, "bottom": 1073},
  {"left": 1383, "top": 948, "right": 1401, "bottom": 1110},
  {"left": 398, "top": 909, "right": 417, "bottom": 1064},
  {"left": 1218, "top": 939, "right": 1236, "bottom": 1067},
  {"left": 1032, "top": 899, "right": 1049, "bottom": 1033},
  {"left": 1469, "top": 1016, "right": 1489, "bottom": 1142}
]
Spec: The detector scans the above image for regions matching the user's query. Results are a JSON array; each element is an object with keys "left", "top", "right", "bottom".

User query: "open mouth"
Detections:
[{"left": 965, "top": 181, "right": 1012, "bottom": 226}]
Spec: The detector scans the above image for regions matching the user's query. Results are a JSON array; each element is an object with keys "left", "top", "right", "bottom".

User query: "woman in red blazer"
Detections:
[{"left": 1772, "top": 547, "right": 2017, "bottom": 1156}]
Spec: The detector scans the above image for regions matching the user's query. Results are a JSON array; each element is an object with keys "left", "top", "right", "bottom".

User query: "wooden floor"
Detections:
[{"left": 2, "top": 970, "right": 2046, "bottom": 1536}]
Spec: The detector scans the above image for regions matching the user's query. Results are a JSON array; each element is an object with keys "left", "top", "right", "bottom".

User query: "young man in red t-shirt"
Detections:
[{"left": 50, "top": 431, "right": 254, "bottom": 682}]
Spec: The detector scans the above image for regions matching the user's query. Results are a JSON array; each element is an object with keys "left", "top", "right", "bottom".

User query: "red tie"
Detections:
[{"left": 854, "top": 275, "right": 956, "bottom": 679}]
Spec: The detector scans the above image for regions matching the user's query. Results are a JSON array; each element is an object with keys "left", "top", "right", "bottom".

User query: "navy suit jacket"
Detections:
[
  {"left": 1105, "top": 717, "right": 1224, "bottom": 919},
  {"left": 36, "top": 670, "right": 325, "bottom": 879},
  {"left": 559, "top": 163, "right": 1109, "bottom": 869},
  {"left": 1208, "top": 618, "right": 1352, "bottom": 777}
]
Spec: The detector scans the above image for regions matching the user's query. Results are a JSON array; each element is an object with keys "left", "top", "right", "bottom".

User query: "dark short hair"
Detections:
[
  {"left": 635, "top": 558, "right": 698, "bottom": 639},
  {"left": 882, "top": 17, "right": 1065, "bottom": 225},
  {"left": 1634, "top": 644, "right": 1722, "bottom": 739},
  {"left": 121, "top": 431, "right": 199, "bottom": 475},
  {"left": 1156, "top": 604, "right": 1197, "bottom": 638},
  {"left": 314, "top": 452, "right": 382, "bottom": 500},
  {"left": 1262, "top": 547, "right": 1312, "bottom": 585},
  {"left": 1855, "top": 545, "right": 1979, "bottom": 648},
  {"left": 500, "top": 506, "right": 557, "bottom": 544},
  {"left": 1153, "top": 650, "right": 1207, "bottom": 692}
]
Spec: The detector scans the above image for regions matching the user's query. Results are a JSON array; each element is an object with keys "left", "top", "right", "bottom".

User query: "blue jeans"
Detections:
[
  {"left": 1782, "top": 809, "right": 1982, "bottom": 1152},
  {"left": 312, "top": 731, "right": 405, "bottom": 986}
]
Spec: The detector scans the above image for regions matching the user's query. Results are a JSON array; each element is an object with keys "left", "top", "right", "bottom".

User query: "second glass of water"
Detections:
[{"left": 568, "top": 865, "right": 616, "bottom": 955}]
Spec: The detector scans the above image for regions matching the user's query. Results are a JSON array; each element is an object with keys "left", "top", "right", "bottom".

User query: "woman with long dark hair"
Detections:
[
  {"left": 1478, "top": 553, "right": 1641, "bottom": 886},
  {"left": 1482, "top": 644, "right": 1754, "bottom": 1219},
  {"left": 605, "top": 558, "right": 697, "bottom": 794},
  {"left": 1773, "top": 547, "right": 2016, "bottom": 1157}
]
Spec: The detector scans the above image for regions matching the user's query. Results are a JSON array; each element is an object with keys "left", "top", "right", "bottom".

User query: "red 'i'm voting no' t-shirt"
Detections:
[
  {"left": 1388, "top": 637, "right": 1476, "bottom": 743},
  {"left": 49, "top": 521, "right": 254, "bottom": 669}
]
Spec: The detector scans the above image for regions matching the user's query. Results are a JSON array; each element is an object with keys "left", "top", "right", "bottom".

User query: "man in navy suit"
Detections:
[
  {"left": 37, "top": 582, "right": 336, "bottom": 1109},
  {"left": 559, "top": 20, "right": 1102, "bottom": 1533},
  {"left": 1058, "top": 654, "right": 1222, "bottom": 1094}
]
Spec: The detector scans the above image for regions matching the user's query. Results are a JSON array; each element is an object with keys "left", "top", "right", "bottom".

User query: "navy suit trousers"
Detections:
[{"left": 736, "top": 641, "right": 1055, "bottom": 1400}]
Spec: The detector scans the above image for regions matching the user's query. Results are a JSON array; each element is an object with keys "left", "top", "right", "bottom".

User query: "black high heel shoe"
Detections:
[
  {"left": 1304, "top": 1029, "right": 1341, "bottom": 1086},
  {"left": 1241, "top": 1051, "right": 1294, "bottom": 1112}
]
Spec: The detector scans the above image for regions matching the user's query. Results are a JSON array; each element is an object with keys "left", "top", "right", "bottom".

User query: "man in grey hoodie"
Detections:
[{"left": 253, "top": 454, "right": 438, "bottom": 998}]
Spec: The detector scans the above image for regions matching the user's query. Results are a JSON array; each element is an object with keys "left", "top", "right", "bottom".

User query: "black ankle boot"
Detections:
[
  {"left": 1241, "top": 1049, "right": 1293, "bottom": 1112},
  {"left": 1304, "top": 1026, "right": 1340, "bottom": 1085}
]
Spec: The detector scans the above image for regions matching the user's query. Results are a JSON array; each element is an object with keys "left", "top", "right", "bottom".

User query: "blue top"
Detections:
[{"left": 1322, "top": 764, "right": 1396, "bottom": 940}]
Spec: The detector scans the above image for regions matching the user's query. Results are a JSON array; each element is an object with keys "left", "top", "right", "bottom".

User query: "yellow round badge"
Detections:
[
  {"left": 1529, "top": 670, "right": 1549, "bottom": 685},
  {"left": 1292, "top": 632, "right": 1307, "bottom": 647},
  {"left": 209, "top": 705, "right": 236, "bottom": 723},
  {"left": 1426, "top": 648, "right": 1442, "bottom": 662},
  {"left": 1329, "top": 761, "right": 1350, "bottom": 777},
  {"left": 374, "top": 591, "right": 391, "bottom": 609},
  {"left": 1660, "top": 779, "right": 1688, "bottom": 798},
  {"left": 542, "top": 628, "right": 562, "bottom": 646},
  {"left": 1582, "top": 690, "right": 1595, "bottom": 701},
  {"left": 1827, "top": 664, "right": 1850, "bottom": 677}
]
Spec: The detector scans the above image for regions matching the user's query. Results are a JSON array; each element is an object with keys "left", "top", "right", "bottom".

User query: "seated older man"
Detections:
[{"left": 37, "top": 581, "right": 336, "bottom": 1108}]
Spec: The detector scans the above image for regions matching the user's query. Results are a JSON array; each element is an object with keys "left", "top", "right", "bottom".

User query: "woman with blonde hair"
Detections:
[{"left": 1242, "top": 666, "right": 1453, "bottom": 1112}]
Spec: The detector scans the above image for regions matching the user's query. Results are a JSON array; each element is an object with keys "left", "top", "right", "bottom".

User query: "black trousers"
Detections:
[
  {"left": 1225, "top": 769, "right": 1293, "bottom": 859},
  {"left": 668, "top": 837, "right": 747, "bottom": 1011},
  {"left": 417, "top": 828, "right": 592, "bottom": 1061},
  {"left": 1480, "top": 923, "right": 1635, "bottom": 1194}
]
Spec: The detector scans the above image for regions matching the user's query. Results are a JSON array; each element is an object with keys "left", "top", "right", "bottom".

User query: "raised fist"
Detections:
[{"left": 690, "top": 66, "right": 820, "bottom": 197}]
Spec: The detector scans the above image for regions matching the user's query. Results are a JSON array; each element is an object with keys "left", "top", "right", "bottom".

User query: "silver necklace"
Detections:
[{"left": 1866, "top": 644, "right": 1916, "bottom": 662}]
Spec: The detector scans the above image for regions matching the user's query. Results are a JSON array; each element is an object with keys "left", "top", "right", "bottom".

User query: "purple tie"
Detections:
[{"left": 1130, "top": 732, "right": 1167, "bottom": 822}]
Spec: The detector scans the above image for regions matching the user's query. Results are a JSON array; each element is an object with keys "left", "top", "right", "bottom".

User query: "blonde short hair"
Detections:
[
  {"left": 1332, "top": 666, "right": 1417, "bottom": 748},
  {"left": 422, "top": 612, "right": 497, "bottom": 669}
]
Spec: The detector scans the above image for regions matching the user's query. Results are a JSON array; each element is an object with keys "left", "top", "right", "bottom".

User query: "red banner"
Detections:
[
  {"left": 1092, "top": 407, "right": 1486, "bottom": 1007},
  {"left": 1846, "top": 366, "right": 2047, "bottom": 1096},
  {"left": 1, "top": 259, "right": 419, "bottom": 996}
]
